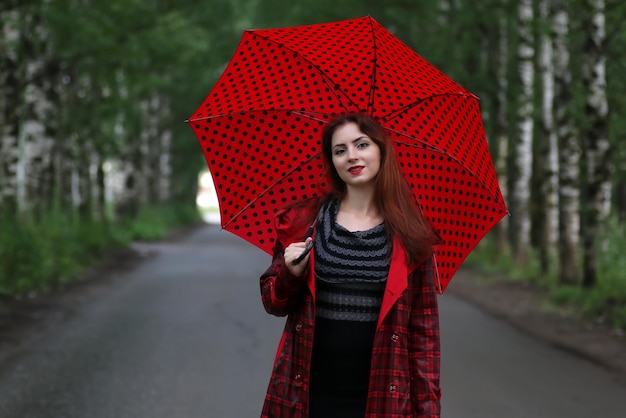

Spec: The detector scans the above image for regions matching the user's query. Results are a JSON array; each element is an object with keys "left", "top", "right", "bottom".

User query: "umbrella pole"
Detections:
[{"left": 432, "top": 253, "right": 443, "bottom": 295}]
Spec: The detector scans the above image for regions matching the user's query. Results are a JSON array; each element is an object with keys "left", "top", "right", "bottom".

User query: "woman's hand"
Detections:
[{"left": 284, "top": 237, "right": 313, "bottom": 277}]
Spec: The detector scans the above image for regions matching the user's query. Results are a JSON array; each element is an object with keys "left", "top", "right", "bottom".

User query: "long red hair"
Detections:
[{"left": 320, "top": 113, "right": 441, "bottom": 266}]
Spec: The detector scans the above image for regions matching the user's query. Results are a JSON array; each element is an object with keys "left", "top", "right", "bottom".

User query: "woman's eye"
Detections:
[
  {"left": 334, "top": 149, "right": 345, "bottom": 156},
  {"left": 357, "top": 142, "right": 369, "bottom": 149}
]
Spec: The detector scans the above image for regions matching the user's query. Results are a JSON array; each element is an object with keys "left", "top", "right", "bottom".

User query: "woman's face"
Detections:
[{"left": 330, "top": 122, "right": 381, "bottom": 190}]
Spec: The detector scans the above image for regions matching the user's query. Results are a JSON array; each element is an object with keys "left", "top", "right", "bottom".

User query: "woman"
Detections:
[{"left": 260, "top": 113, "right": 442, "bottom": 418}]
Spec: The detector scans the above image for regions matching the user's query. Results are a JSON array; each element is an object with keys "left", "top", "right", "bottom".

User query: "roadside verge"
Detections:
[{"left": 448, "top": 267, "right": 626, "bottom": 384}]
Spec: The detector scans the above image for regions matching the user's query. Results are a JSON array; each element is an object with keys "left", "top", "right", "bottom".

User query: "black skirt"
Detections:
[{"left": 309, "top": 317, "right": 376, "bottom": 418}]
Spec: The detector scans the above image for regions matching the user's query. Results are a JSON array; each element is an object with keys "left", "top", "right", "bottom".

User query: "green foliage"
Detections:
[
  {"left": 592, "top": 218, "right": 626, "bottom": 328},
  {"left": 38, "top": 0, "right": 241, "bottom": 195},
  {"left": 0, "top": 210, "right": 127, "bottom": 296},
  {"left": 470, "top": 221, "right": 626, "bottom": 330},
  {"left": 464, "top": 234, "right": 547, "bottom": 284},
  {"left": 0, "top": 218, "right": 48, "bottom": 296},
  {"left": 124, "top": 204, "right": 200, "bottom": 241},
  {"left": 0, "top": 205, "right": 200, "bottom": 298}
]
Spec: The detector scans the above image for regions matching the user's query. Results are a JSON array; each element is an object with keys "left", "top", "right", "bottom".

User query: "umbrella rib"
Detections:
[
  {"left": 367, "top": 16, "right": 378, "bottom": 116},
  {"left": 221, "top": 152, "right": 323, "bottom": 229},
  {"left": 380, "top": 92, "right": 479, "bottom": 124},
  {"left": 188, "top": 109, "right": 332, "bottom": 124},
  {"left": 379, "top": 93, "right": 507, "bottom": 206},
  {"left": 246, "top": 31, "right": 360, "bottom": 114},
  {"left": 386, "top": 128, "right": 507, "bottom": 208}
]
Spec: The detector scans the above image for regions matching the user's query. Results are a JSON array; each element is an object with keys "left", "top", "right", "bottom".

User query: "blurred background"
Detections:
[{"left": 1, "top": 0, "right": 625, "bottom": 330}]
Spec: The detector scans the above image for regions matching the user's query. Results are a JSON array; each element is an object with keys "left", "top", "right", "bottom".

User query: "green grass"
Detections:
[
  {"left": 465, "top": 221, "right": 626, "bottom": 330},
  {"left": 587, "top": 218, "right": 626, "bottom": 329},
  {"left": 463, "top": 237, "right": 547, "bottom": 284},
  {"left": 0, "top": 212, "right": 124, "bottom": 296},
  {"left": 0, "top": 204, "right": 201, "bottom": 298}
]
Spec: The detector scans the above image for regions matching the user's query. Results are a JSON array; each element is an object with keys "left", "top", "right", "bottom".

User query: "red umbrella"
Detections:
[{"left": 187, "top": 16, "right": 508, "bottom": 293}]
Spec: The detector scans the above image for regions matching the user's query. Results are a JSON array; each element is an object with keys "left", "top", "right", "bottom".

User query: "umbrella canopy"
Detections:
[{"left": 188, "top": 16, "right": 508, "bottom": 292}]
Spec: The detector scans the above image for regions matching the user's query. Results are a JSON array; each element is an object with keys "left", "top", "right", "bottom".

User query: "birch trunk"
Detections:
[
  {"left": 0, "top": 8, "right": 6, "bottom": 189},
  {"left": 38, "top": 60, "right": 60, "bottom": 211},
  {"left": 0, "top": 8, "right": 21, "bottom": 216},
  {"left": 537, "top": 0, "right": 559, "bottom": 273},
  {"left": 438, "top": 0, "right": 451, "bottom": 26},
  {"left": 156, "top": 96, "right": 172, "bottom": 203},
  {"left": 21, "top": 8, "right": 55, "bottom": 215},
  {"left": 76, "top": 141, "right": 94, "bottom": 219},
  {"left": 616, "top": 181, "right": 626, "bottom": 221},
  {"left": 115, "top": 133, "right": 140, "bottom": 219},
  {"left": 581, "top": 0, "right": 610, "bottom": 288},
  {"left": 493, "top": 9, "right": 510, "bottom": 251},
  {"left": 553, "top": 1, "right": 581, "bottom": 284},
  {"left": 51, "top": 132, "right": 76, "bottom": 212},
  {"left": 89, "top": 151, "right": 104, "bottom": 221},
  {"left": 96, "top": 160, "right": 106, "bottom": 221},
  {"left": 139, "top": 94, "right": 173, "bottom": 205},
  {"left": 158, "top": 130, "right": 172, "bottom": 203},
  {"left": 511, "top": 0, "right": 534, "bottom": 265},
  {"left": 55, "top": 66, "right": 81, "bottom": 213},
  {"left": 146, "top": 95, "right": 169, "bottom": 205},
  {"left": 138, "top": 98, "right": 154, "bottom": 205}
]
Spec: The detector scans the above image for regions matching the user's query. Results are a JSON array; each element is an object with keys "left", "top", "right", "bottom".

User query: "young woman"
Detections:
[{"left": 260, "top": 113, "right": 442, "bottom": 418}]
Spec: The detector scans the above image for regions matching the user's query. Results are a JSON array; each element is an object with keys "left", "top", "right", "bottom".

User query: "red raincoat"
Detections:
[{"left": 260, "top": 201, "right": 441, "bottom": 418}]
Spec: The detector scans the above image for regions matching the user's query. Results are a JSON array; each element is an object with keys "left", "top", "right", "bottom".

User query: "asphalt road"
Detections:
[{"left": 0, "top": 224, "right": 624, "bottom": 417}]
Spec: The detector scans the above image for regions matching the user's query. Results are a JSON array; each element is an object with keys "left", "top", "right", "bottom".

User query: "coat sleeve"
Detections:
[
  {"left": 259, "top": 238, "right": 309, "bottom": 317},
  {"left": 408, "top": 257, "right": 441, "bottom": 418}
]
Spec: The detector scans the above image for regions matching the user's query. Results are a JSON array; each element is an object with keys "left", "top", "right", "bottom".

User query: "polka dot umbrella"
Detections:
[{"left": 187, "top": 16, "right": 508, "bottom": 293}]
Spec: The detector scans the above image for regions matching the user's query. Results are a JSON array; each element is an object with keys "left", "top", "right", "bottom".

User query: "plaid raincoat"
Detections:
[{"left": 260, "top": 201, "right": 441, "bottom": 418}]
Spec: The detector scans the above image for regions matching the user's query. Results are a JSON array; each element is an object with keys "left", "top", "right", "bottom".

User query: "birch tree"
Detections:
[
  {"left": 136, "top": 94, "right": 172, "bottom": 206},
  {"left": 581, "top": 0, "right": 611, "bottom": 287},
  {"left": 493, "top": 2, "right": 510, "bottom": 251},
  {"left": 0, "top": 6, "right": 21, "bottom": 216},
  {"left": 553, "top": 0, "right": 581, "bottom": 284},
  {"left": 537, "top": 0, "right": 560, "bottom": 273},
  {"left": 511, "top": 0, "right": 535, "bottom": 264},
  {"left": 138, "top": 98, "right": 154, "bottom": 206},
  {"left": 155, "top": 96, "right": 172, "bottom": 203},
  {"left": 21, "top": 6, "right": 57, "bottom": 215}
]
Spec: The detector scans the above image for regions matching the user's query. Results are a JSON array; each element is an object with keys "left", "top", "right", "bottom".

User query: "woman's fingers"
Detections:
[{"left": 284, "top": 238, "right": 313, "bottom": 276}]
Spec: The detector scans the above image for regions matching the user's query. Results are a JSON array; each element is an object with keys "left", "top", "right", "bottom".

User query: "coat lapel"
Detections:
[
  {"left": 307, "top": 248, "right": 316, "bottom": 304},
  {"left": 378, "top": 236, "right": 409, "bottom": 329}
]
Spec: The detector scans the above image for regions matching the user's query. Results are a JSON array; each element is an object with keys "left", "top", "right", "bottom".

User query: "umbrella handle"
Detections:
[{"left": 292, "top": 240, "right": 314, "bottom": 265}]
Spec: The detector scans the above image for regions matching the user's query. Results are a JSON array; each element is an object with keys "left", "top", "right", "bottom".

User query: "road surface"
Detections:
[{"left": 0, "top": 225, "right": 624, "bottom": 417}]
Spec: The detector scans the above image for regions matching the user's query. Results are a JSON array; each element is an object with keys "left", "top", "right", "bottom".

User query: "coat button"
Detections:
[
  {"left": 295, "top": 322, "right": 303, "bottom": 332},
  {"left": 388, "top": 383, "right": 398, "bottom": 392},
  {"left": 391, "top": 333, "right": 400, "bottom": 343},
  {"left": 294, "top": 373, "right": 302, "bottom": 381}
]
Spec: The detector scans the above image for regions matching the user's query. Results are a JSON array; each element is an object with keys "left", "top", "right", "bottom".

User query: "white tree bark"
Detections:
[
  {"left": 157, "top": 97, "right": 172, "bottom": 203},
  {"left": 553, "top": 1, "right": 581, "bottom": 284},
  {"left": 76, "top": 140, "right": 93, "bottom": 216},
  {"left": 55, "top": 64, "right": 82, "bottom": 213},
  {"left": 582, "top": 0, "right": 610, "bottom": 287},
  {"left": 22, "top": 62, "right": 54, "bottom": 212},
  {"left": 20, "top": 8, "right": 55, "bottom": 213},
  {"left": 0, "top": 8, "right": 21, "bottom": 213},
  {"left": 138, "top": 96, "right": 160, "bottom": 205},
  {"left": 158, "top": 129, "right": 172, "bottom": 203},
  {"left": 511, "top": 0, "right": 534, "bottom": 264},
  {"left": 438, "top": 0, "right": 451, "bottom": 26},
  {"left": 137, "top": 94, "right": 173, "bottom": 205},
  {"left": 537, "top": 0, "right": 560, "bottom": 273},
  {"left": 494, "top": 10, "right": 510, "bottom": 249}
]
